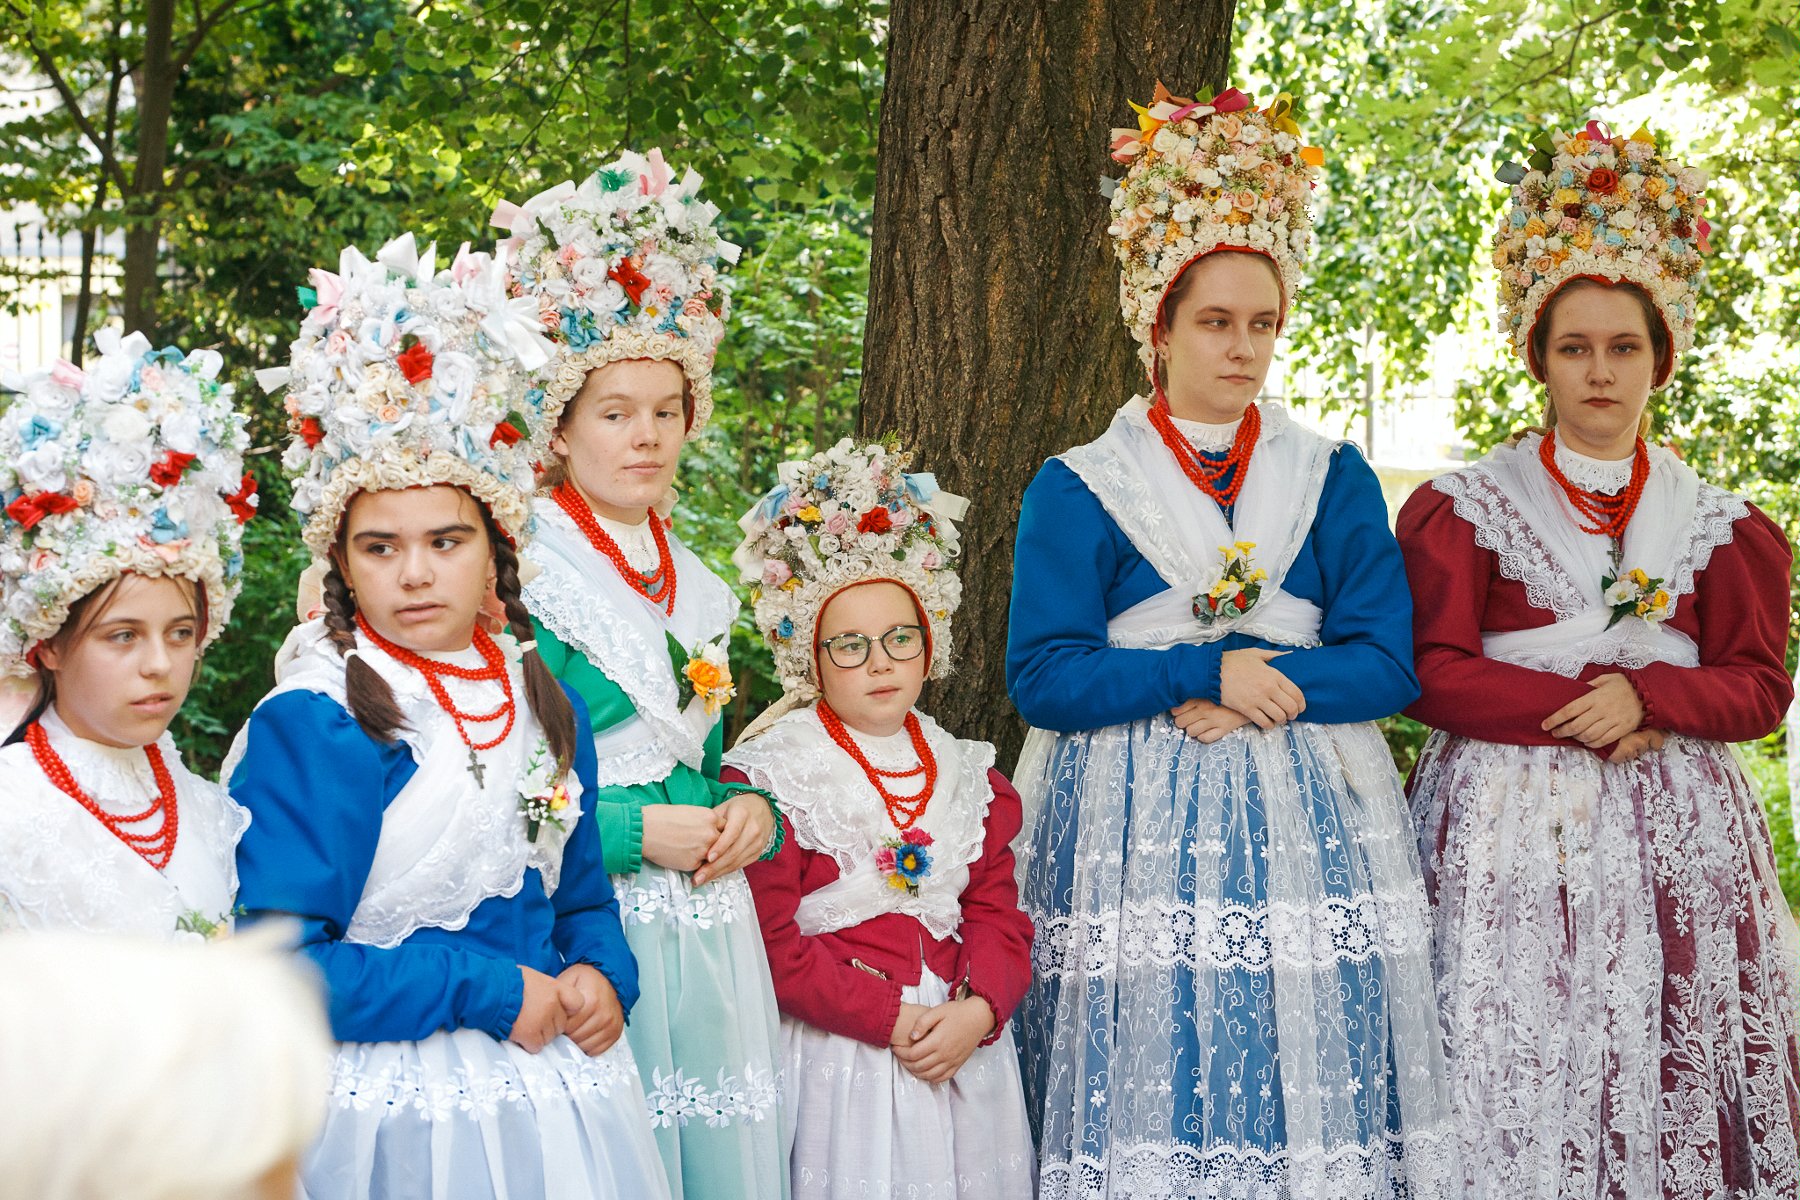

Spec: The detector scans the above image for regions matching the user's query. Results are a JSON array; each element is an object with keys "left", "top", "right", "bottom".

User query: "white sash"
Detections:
[
  {"left": 1058, "top": 398, "right": 1338, "bottom": 652},
  {"left": 723, "top": 707, "right": 995, "bottom": 942},
  {"left": 0, "top": 711, "right": 248, "bottom": 939},
  {"left": 225, "top": 619, "right": 584, "bottom": 948},
  {"left": 525, "top": 502, "right": 738, "bottom": 787},
  {"left": 1433, "top": 433, "right": 1747, "bottom": 678}
]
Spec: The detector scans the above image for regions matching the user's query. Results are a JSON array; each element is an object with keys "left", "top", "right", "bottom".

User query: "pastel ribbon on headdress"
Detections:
[
  {"left": 640, "top": 148, "right": 672, "bottom": 198},
  {"left": 376, "top": 232, "right": 437, "bottom": 285},
  {"left": 48, "top": 359, "right": 85, "bottom": 390},
  {"left": 303, "top": 266, "right": 345, "bottom": 324},
  {"left": 901, "top": 472, "right": 970, "bottom": 522},
  {"left": 490, "top": 179, "right": 577, "bottom": 236},
  {"left": 483, "top": 293, "right": 556, "bottom": 372},
  {"left": 1582, "top": 119, "right": 1614, "bottom": 144},
  {"left": 1264, "top": 92, "right": 1301, "bottom": 136}
]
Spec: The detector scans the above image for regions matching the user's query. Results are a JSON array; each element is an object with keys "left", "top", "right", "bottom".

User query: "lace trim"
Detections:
[
  {"left": 617, "top": 870, "right": 751, "bottom": 929},
  {"left": 1664, "top": 481, "right": 1749, "bottom": 618},
  {"left": 641, "top": 1064, "right": 779, "bottom": 1130},
  {"left": 1029, "top": 889, "right": 1433, "bottom": 978},
  {"left": 326, "top": 1044, "right": 637, "bottom": 1121},
  {"left": 1169, "top": 413, "right": 1242, "bottom": 449},
  {"left": 1553, "top": 442, "right": 1633, "bottom": 494},
  {"left": 1433, "top": 467, "right": 1588, "bottom": 621},
  {"left": 1038, "top": 1131, "right": 1460, "bottom": 1200}
]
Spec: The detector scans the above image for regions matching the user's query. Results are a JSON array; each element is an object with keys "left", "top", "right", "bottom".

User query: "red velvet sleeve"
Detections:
[
  {"left": 1622, "top": 504, "right": 1795, "bottom": 742},
  {"left": 726, "top": 768, "right": 904, "bottom": 1048},
  {"left": 951, "top": 768, "right": 1035, "bottom": 1046},
  {"left": 1396, "top": 482, "right": 1599, "bottom": 747}
]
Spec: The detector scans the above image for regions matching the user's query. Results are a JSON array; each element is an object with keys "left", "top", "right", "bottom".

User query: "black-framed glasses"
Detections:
[{"left": 817, "top": 624, "right": 928, "bottom": 669}]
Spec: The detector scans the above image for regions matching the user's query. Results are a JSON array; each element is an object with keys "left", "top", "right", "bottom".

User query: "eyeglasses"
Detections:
[{"left": 817, "top": 624, "right": 928, "bottom": 669}]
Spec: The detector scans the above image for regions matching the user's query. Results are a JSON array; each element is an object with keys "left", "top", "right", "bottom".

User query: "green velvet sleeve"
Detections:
[{"left": 530, "top": 617, "right": 646, "bottom": 873}]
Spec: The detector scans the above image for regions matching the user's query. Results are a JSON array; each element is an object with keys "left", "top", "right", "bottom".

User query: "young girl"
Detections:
[
  {"left": 722, "top": 439, "right": 1035, "bottom": 1199},
  {"left": 1006, "top": 85, "right": 1456, "bottom": 1197},
  {"left": 1399, "top": 121, "right": 1800, "bottom": 1197},
  {"left": 494, "top": 152, "right": 786, "bottom": 1199},
  {"left": 0, "top": 330, "right": 254, "bottom": 939},
  {"left": 227, "top": 234, "right": 669, "bottom": 1199}
]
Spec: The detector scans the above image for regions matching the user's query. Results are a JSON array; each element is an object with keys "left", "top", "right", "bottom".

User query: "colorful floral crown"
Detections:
[
  {"left": 0, "top": 330, "right": 254, "bottom": 678},
  {"left": 492, "top": 148, "right": 740, "bottom": 443},
  {"left": 260, "top": 233, "right": 556, "bottom": 557},
  {"left": 732, "top": 439, "right": 967, "bottom": 703},
  {"left": 1107, "top": 83, "right": 1323, "bottom": 379},
  {"left": 1494, "top": 119, "right": 1710, "bottom": 389}
]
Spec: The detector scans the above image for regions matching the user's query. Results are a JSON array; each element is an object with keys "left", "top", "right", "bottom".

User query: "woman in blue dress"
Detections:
[
  {"left": 1007, "top": 85, "right": 1456, "bottom": 1199},
  {"left": 227, "top": 234, "right": 668, "bottom": 1200}
]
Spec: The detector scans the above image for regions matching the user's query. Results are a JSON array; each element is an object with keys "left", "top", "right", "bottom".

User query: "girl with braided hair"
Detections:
[{"left": 225, "top": 235, "right": 670, "bottom": 1200}]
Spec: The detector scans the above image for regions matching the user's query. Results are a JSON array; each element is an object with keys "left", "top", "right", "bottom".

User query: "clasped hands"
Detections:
[
  {"left": 1541, "top": 672, "right": 1666, "bottom": 762},
  {"left": 888, "top": 992, "right": 997, "bottom": 1085},
  {"left": 509, "top": 962, "right": 623, "bottom": 1056},
  {"left": 641, "top": 793, "right": 777, "bottom": 886},
  {"left": 1171, "top": 648, "right": 1304, "bottom": 743}
]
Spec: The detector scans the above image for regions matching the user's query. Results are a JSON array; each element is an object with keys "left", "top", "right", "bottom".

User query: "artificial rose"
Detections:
[
  {"left": 857, "top": 507, "right": 892, "bottom": 534},
  {"left": 149, "top": 451, "right": 197, "bottom": 487},
  {"left": 225, "top": 473, "right": 259, "bottom": 524},
  {"left": 1587, "top": 168, "right": 1619, "bottom": 194},
  {"left": 395, "top": 341, "right": 434, "bottom": 384},
  {"left": 100, "top": 405, "right": 153, "bottom": 444}
]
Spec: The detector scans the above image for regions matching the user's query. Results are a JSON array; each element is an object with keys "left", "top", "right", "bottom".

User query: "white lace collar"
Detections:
[
  {"left": 592, "top": 509, "right": 661, "bottom": 572},
  {"left": 1553, "top": 439, "right": 1634, "bottom": 495},
  {"left": 1168, "top": 411, "right": 1244, "bottom": 449},
  {"left": 39, "top": 705, "right": 172, "bottom": 814}
]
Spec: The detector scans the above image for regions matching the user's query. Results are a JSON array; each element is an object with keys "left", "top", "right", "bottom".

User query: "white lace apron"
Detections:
[
  {"left": 1013, "top": 399, "right": 1457, "bottom": 1200},
  {"left": 525, "top": 502, "right": 737, "bottom": 789},
  {"left": 726, "top": 707, "right": 1033, "bottom": 1200},
  {"left": 0, "top": 706, "right": 248, "bottom": 939},
  {"left": 1409, "top": 437, "right": 1800, "bottom": 1200},
  {"left": 226, "top": 621, "right": 668, "bottom": 1200}
]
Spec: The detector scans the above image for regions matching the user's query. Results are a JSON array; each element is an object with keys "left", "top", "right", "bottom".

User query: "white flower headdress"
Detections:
[
  {"left": 492, "top": 148, "right": 740, "bottom": 443},
  {"left": 1493, "top": 119, "right": 1710, "bottom": 389},
  {"left": 1107, "top": 83, "right": 1322, "bottom": 381},
  {"left": 733, "top": 439, "right": 967, "bottom": 710},
  {"left": 259, "top": 233, "right": 556, "bottom": 557},
  {"left": 0, "top": 330, "right": 255, "bottom": 678}
]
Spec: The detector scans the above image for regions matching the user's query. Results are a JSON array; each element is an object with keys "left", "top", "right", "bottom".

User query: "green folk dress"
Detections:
[{"left": 525, "top": 500, "right": 787, "bottom": 1200}]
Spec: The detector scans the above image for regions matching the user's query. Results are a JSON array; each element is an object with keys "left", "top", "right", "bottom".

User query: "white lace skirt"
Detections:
[
  {"left": 615, "top": 864, "right": 787, "bottom": 1200},
  {"left": 1016, "top": 716, "right": 1458, "bottom": 1200},
  {"left": 301, "top": 1027, "right": 670, "bottom": 1200},
  {"left": 782, "top": 964, "right": 1034, "bottom": 1199},
  {"left": 1410, "top": 732, "right": 1800, "bottom": 1199}
]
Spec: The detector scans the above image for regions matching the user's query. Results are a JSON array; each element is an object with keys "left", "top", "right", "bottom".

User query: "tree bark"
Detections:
[
  {"left": 858, "top": 0, "right": 1237, "bottom": 766},
  {"left": 121, "top": 0, "right": 177, "bottom": 334}
]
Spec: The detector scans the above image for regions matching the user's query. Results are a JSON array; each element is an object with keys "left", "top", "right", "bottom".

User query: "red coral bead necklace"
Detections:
[
  {"left": 355, "top": 613, "right": 515, "bottom": 783},
  {"left": 28, "top": 721, "right": 179, "bottom": 870},
  {"left": 1538, "top": 429, "right": 1649, "bottom": 541},
  {"left": 553, "top": 481, "right": 677, "bottom": 616},
  {"left": 1148, "top": 397, "right": 1261, "bottom": 509},
  {"left": 817, "top": 701, "right": 937, "bottom": 831}
]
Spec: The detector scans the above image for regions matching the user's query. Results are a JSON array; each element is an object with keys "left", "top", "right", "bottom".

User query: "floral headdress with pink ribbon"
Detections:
[
  {"left": 1107, "top": 83, "right": 1323, "bottom": 380},
  {"left": 0, "top": 330, "right": 254, "bottom": 678},
  {"left": 732, "top": 439, "right": 967, "bottom": 708},
  {"left": 1493, "top": 119, "right": 1710, "bottom": 389},
  {"left": 491, "top": 148, "right": 740, "bottom": 444},
  {"left": 259, "top": 233, "right": 556, "bottom": 558}
]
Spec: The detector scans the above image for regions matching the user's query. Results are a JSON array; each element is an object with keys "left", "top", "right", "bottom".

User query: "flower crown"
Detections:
[
  {"left": 1494, "top": 119, "right": 1710, "bottom": 389},
  {"left": 1107, "top": 83, "right": 1323, "bottom": 379},
  {"left": 0, "top": 330, "right": 254, "bottom": 678},
  {"left": 493, "top": 148, "right": 740, "bottom": 443},
  {"left": 732, "top": 439, "right": 967, "bottom": 703},
  {"left": 260, "top": 233, "right": 556, "bottom": 557}
]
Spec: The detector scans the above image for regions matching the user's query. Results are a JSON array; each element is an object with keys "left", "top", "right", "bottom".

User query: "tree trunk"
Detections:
[
  {"left": 121, "top": 0, "right": 177, "bottom": 334},
  {"left": 858, "top": 0, "right": 1237, "bottom": 767}
]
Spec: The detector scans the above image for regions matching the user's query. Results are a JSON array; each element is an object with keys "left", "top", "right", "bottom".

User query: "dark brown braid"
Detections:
[
  {"left": 485, "top": 513, "right": 578, "bottom": 775},
  {"left": 321, "top": 554, "right": 409, "bottom": 743}
]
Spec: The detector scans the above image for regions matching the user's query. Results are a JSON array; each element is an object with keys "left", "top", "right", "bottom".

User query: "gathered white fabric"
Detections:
[
  {"left": 225, "top": 619, "right": 583, "bottom": 949},
  {"left": 723, "top": 705, "right": 994, "bottom": 942},
  {"left": 0, "top": 707, "right": 248, "bottom": 939},
  {"left": 781, "top": 965, "right": 1033, "bottom": 1199},
  {"left": 308, "top": 1027, "right": 669, "bottom": 1200},
  {"left": 525, "top": 501, "right": 737, "bottom": 788}
]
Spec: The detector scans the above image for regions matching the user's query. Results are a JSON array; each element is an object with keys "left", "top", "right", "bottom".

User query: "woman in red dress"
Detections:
[{"left": 1398, "top": 120, "right": 1800, "bottom": 1198}]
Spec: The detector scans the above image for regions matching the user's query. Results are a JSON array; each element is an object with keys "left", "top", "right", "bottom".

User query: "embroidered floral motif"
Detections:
[
  {"left": 875, "top": 828, "right": 934, "bottom": 895},
  {"left": 618, "top": 871, "right": 748, "bottom": 929},
  {"left": 641, "top": 1064, "right": 778, "bottom": 1130},
  {"left": 327, "top": 1046, "right": 635, "bottom": 1120}
]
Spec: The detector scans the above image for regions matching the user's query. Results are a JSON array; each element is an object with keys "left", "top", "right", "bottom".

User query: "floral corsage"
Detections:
[
  {"left": 518, "top": 737, "right": 572, "bottom": 843},
  {"left": 1193, "top": 540, "right": 1268, "bottom": 625},
  {"left": 876, "top": 829, "right": 934, "bottom": 895},
  {"left": 1602, "top": 566, "right": 1671, "bottom": 629},
  {"left": 176, "top": 905, "right": 246, "bottom": 941},
  {"left": 679, "top": 638, "right": 737, "bottom": 717}
]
